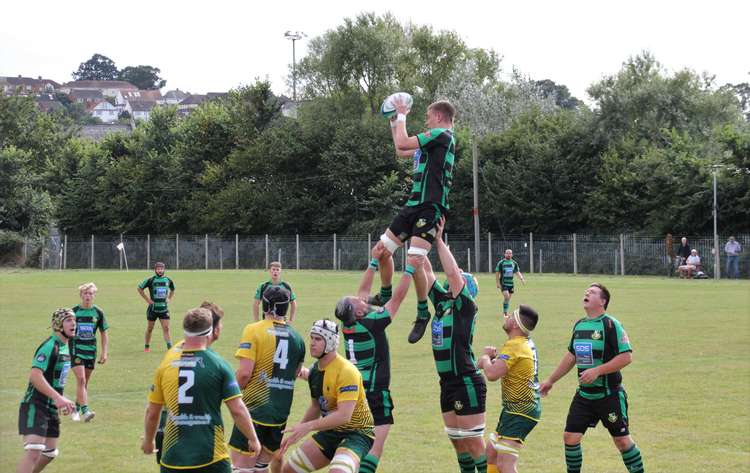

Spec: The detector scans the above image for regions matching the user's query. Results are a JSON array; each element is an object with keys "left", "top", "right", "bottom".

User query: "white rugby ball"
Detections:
[{"left": 380, "top": 92, "right": 413, "bottom": 119}]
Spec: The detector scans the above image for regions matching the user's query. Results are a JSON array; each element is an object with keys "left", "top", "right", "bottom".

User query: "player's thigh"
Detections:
[
  {"left": 71, "top": 364, "right": 86, "bottom": 383},
  {"left": 284, "top": 439, "right": 330, "bottom": 472},
  {"left": 159, "top": 317, "right": 170, "bottom": 329},
  {"left": 564, "top": 394, "right": 599, "bottom": 435},
  {"left": 370, "top": 424, "right": 391, "bottom": 456}
]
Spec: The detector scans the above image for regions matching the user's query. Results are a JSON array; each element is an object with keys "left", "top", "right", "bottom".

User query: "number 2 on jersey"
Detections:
[
  {"left": 178, "top": 369, "right": 194, "bottom": 404},
  {"left": 274, "top": 339, "right": 289, "bottom": 370}
]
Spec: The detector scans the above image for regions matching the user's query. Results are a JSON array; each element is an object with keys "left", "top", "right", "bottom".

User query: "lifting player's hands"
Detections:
[
  {"left": 54, "top": 394, "right": 76, "bottom": 416},
  {"left": 280, "top": 422, "right": 312, "bottom": 454},
  {"left": 435, "top": 216, "right": 446, "bottom": 245},
  {"left": 393, "top": 95, "right": 411, "bottom": 116},
  {"left": 371, "top": 244, "right": 385, "bottom": 260},
  {"left": 246, "top": 435, "right": 261, "bottom": 458}
]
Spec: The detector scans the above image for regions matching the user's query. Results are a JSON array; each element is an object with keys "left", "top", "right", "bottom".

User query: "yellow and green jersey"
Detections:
[
  {"left": 71, "top": 304, "right": 108, "bottom": 362},
  {"left": 497, "top": 336, "right": 541, "bottom": 420},
  {"left": 308, "top": 354, "right": 374, "bottom": 437},
  {"left": 567, "top": 313, "right": 632, "bottom": 400},
  {"left": 148, "top": 347, "right": 240, "bottom": 469},
  {"left": 407, "top": 128, "right": 455, "bottom": 209},
  {"left": 235, "top": 319, "right": 305, "bottom": 426}
]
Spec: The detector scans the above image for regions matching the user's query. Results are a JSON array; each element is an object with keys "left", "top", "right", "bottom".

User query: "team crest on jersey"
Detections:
[
  {"left": 591, "top": 330, "right": 601, "bottom": 340},
  {"left": 608, "top": 412, "right": 618, "bottom": 423},
  {"left": 75, "top": 357, "right": 81, "bottom": 364},
  {"left": 416, "top": 218, "right": 427, "bottom": 228},
  {"left": 36, "top": 354, "right": 46, "bottom": 362},
  {"left": 454, "top": 400, "right": 463, "bottom": 411},
  {"left": 620, "top": 330, "right": 629, "bottom": 344}
]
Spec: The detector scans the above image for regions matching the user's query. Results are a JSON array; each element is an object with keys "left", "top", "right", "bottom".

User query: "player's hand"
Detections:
[
  {"left": 246, "top": 436, "right": 261, "bottom": 457},
  {"left": 539, "top": 380, "right": 553, "bottom": 397},
  {"left": 482, "top": 346, "right": 498, "bottom": 359},
  {"left": 141, "top": 436, "right": 156, "bottom": 455},
  {"left": 281, "top": 422, "right": 310, "bottom": 454},
  {"left": 435, "top": 216, "right": 446, "bottom": 242},
  {"left": 147, "top": 299, "right": 154, "bottom": 305},
  {"left": 98, "top": 352, "right": 108, "bottom": 364},
  {"left": 55, "top": 395, "right": 76, "bottom": 415},
  {"left": 297, "top": 366, "right": 310, "bottom": 380},
  {"left": 393, "top": 96, "right": 410, "bottom": 115},
  {"left": 578, "top": 367, "right": 600, "bottom": 384}
]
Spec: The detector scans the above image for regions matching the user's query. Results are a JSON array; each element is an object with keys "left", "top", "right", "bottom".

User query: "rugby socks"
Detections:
[
  {"left": 379, "top": 286, "right": 392, "bottom": 305},
  {"left": 359, "top": 453, "right": 379, "bottom": 473},
  {"left": 621, "top": 444, "right": 644, "bottom": 473},
  {"left": 166, "top": 341, "right": 172, "bottom": 349},
  {"left": 502, "top": 301, "right": 509, "bottom": 314},
  {"left": 565, "top": 443, "right": 582, "bottom": 473},
  {"left": 75, "top": 402, "right": 81, "bottom": 413},
  {"left": 417, "top": 300, "right": 430, "bottom": 320},
  {"left": 473, "top": 454, "right": 487, "bottom": 473},
  {"left": 80, "top": 404, "right": 89, "bottom": 414},
  {"left": 457, "top": 452, "right": 474, "bottom": 473}
]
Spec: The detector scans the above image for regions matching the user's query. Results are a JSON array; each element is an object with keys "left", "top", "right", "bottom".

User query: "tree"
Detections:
[
  {"left": 119, "top": 65, "right": 167, "bottom": 90},
  {"left": 535, "top": 79, "right": 584, "bottom": 109},
  {"left": 72, "top": 53, "right": 119, "bottom": 81},
  {"left": 0, "top": 147, "right": 53, "bottom": 235}
]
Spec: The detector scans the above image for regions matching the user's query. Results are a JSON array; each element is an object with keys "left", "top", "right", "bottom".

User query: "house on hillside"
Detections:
[
  {"left": 1, "top": 75, "right": 60, "bottom": 94},
  {"left": 177, "top": 94, "right": 207, "bottom": 113},
  {"left": 127, "top": 100, "right": 156, "bottom": 121},
  {"left": 35, "top": 94, "right": 64, "bottom": 113},
  {"left": 88, "top": 100, "right": 119, "bottom": 123},
  {"left": 118, "top": 89, "right": 162, "bottom": 106},
  {"left": 69, "top": 89, "right": 104, "bottom": 103},
  {"left": 159, "top": 89, "right": 188, "bottom": 105},
  {"left": 60, "top": 80, "right": 137, "bottom": 98}
]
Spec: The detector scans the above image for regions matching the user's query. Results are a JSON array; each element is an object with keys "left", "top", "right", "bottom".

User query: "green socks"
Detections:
[
  {"left": 417, "top": 300, "right": 430, "bottom": 320},
  {"left": 565, "top": 443, "right": 582, "bottom": 473},
  {"left": 359, "top": 453, "right": 379, "bottom": 473},
  {"left": 621, "top": 444, "right": 644, "bottom": 472}
]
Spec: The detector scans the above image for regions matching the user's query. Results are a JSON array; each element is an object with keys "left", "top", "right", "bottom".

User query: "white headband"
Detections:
[
  {"left": 184, "top": 326, "right": 213, "bottom": 337},
  {"left": 513, "top": 308, "right": 531, "bottom": 335}
]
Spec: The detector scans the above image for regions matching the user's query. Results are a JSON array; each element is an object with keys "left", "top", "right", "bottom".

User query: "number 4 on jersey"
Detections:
[{"left": 274, "top": 339, "right": 289, "bottom": 370}]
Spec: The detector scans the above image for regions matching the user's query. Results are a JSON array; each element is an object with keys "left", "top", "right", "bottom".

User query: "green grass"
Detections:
[{"left": 1, "top": 269, "right": 748, "bottom": 472}]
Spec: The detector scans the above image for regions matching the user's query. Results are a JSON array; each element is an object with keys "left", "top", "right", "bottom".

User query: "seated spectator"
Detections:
[{"left": 679, "top": 249, "right": 701, "bottom": 278}]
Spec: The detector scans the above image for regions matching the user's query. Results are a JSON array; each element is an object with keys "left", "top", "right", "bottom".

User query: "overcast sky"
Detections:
[{"left": 2, "top": 0, "right": 747, "bottom": 102}]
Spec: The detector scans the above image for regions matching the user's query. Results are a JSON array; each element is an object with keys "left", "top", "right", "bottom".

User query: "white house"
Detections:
[
  {"left": 61, "top": 80, "right": 137, "bottom": 98},
  {"left": 88, "top": 100, "right": 119, "bottom": 123},
  {"left": 127, "top": 100, "right": 156, "bottom": 121},
  {"left": 158, "top": 89, "right": 188, "bottom": 105}
]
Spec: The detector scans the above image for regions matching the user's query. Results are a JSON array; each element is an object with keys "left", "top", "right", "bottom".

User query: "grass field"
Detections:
[{"left": 1, "top": 269, "right": 748, "bottom": 472}]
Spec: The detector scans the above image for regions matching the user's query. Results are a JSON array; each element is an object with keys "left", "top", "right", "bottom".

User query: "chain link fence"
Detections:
[{"left": 7, "top": 232, "right": 749, "bottom": 278}]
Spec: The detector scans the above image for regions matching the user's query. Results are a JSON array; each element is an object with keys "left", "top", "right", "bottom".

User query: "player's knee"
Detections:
[
  {"left": 330, "top": 452, "right": 357, "bottom": 473},
  {"left": 406, "top": 253, "right": 425, "bottom": 269},
  {"left": 613, "top": 435, "right": 633, "bottom": 451},
  {"left": 23, "top": 443, "right": 45, "bottom": 458},
  {"left": 379, "top": 234, "right": 400, "bottom": 255},
  {"left": 41, "top": 448, "right": 59, "bottom": 459},
  {"left": 563, "top": 432, "right": 581, "bottom": 445}
]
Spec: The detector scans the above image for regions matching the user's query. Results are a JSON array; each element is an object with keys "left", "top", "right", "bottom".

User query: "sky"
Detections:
[{"left": 1, "top": 0, "right": 747, "bottom": 103}]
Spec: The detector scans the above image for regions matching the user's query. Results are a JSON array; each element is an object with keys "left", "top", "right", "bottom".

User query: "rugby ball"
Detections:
[{"left": 380, "top": 92, "right": 413, "bottom": 119}]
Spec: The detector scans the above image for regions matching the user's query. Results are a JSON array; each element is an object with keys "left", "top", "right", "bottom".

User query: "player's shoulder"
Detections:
[{"left": 602, "top": 313, "right": 624, "bottom": 329}]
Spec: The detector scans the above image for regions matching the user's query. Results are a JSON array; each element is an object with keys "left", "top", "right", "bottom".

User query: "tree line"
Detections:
[{"left": 1, "top": 13, "right": 748, "bottom": 255}]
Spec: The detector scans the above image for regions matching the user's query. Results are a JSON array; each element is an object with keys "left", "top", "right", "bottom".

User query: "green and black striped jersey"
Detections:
[
  {"left": 495, "top": 259, "right": 520, "bottom": 288},
  {"left": 341, "top": 308, "right": 392, "bottom": 391},
  {"left": 568, "top": 313, "right": 632, "bottom": 400},
  {"left": 139, "top": 275, "right": 174, "bottom": 313},
  {"left": 407, "top": 128, "right": 455, "bottom": 209},
  {"left": 22, "top": 334, "right": 71, "bottom": 412},
  {"left": 429, "top": 281, "right": 480, "bottom": 380},
  {"left": 71, "top": 304, "right": 108, "bottom": 361}
]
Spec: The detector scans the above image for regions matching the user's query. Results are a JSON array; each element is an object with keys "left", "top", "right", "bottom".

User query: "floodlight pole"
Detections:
[
  {"left": 472, "top": 139, "right": 480, "bottom": 273},
  {"left": 712, "top": 165, "right": 721, "bottom": 280},
  {"left": 285, "top": 30, "right": 306, "bottom": 102}
]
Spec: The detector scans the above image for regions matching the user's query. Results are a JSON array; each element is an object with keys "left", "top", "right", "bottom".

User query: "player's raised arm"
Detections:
[{"left": 434, "top": 217, "right": 464, "bottom": 297}]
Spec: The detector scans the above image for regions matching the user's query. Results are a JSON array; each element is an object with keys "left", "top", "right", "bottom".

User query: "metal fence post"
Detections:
[
  {"left": 488, "top": 232, "right": 492, "bottom": 273},
  {"left": 235, "top": 234, "right": 239, "bottom": 270},
  {"left": 573, "top": 233, "right": 577, "bottom": 275},
  {"left": 467, "top": 248, "right": 471, "bottom": 272},
  {"left": 41, "top": 236, "right": 45, "bottom": 270},
  {"left": 176, "top": 234, "right": 180, "bottom": 270},
  {"left": 529, "top": 233, "right": 534, "bottom": 273},
  {"left": 296, "top": 234, "right": 300, "bottom": 270},
  {"left": 367, "top": 233, "right": 371, "bottom": 264},
  {"left": 63, "top": 234, "right": 67, "bottom": 270},
  {"left": 119, "top": 233, "right": 123, "bottom": 270},
  {"left": 90, "top": 235, "right": 94, "bottom": 270},
  {"left": 147, "top": 234, "right": 151, "bottom": 269},
  {"left": 539, "top": 248, "right": 543, "bottom": 273},
  {"left": 265, "top": 234, "right": 269, "bottom": 269},
  {"left": 219, "top": 247, "right": 223, "bottom": 270},
  {"left": 333, "top": 234, "right": 337, "bottom": 270},
  {"left": 620, "top": 234, "right": 625, "bottom": 276},
  {"left": 205, "top": 234, "right": 208, "bottom": 270},
  {"left": 23, "top": 236, "right": 28, "bottom": 264}
]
